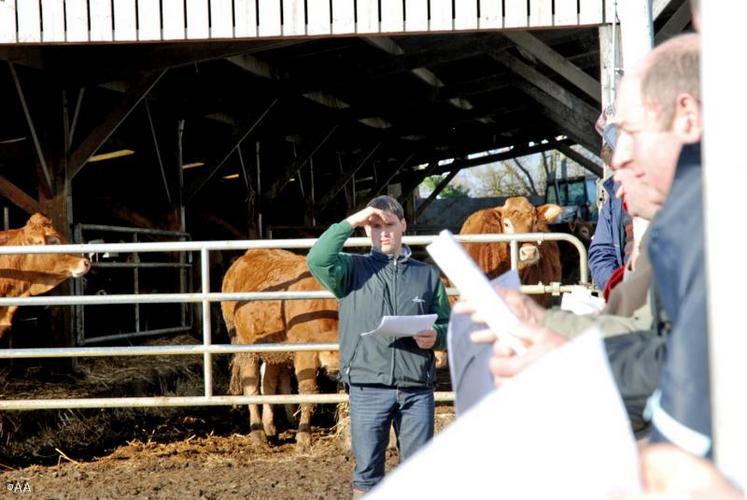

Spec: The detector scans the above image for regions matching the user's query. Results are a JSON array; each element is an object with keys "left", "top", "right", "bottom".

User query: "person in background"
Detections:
[{"left": 588, "top": 122, "right": 633, "bottom": 296}]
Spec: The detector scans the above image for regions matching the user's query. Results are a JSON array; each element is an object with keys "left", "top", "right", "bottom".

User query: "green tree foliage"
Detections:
[{"left": 422, "top": 175, "right": 471, "bottom": 198}]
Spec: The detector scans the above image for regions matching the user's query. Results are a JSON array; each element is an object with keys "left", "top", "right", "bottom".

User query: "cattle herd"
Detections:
[{"left": 2, "top": 197, "right": 587, "bottom": 448}]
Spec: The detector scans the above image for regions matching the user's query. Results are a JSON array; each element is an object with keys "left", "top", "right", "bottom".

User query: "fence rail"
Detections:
[
  {"left": 0, "top": 0, "right": 613, "bottom": 45},
  {"left": 0, "top": 232, "right": 587, "bottom": 411}
]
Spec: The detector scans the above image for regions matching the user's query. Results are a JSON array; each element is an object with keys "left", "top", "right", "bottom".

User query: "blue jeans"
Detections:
[{"left": 348, "top": 384, "right": 434, "bottom": 491}]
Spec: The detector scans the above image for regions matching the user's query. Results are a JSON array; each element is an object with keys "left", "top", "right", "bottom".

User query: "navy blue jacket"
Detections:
[
  {"left": 589, "top": 177, "right": 626, "bottom": 289},
  {"left": 647, "top": 143, "right": 712, "bottom": 456}
]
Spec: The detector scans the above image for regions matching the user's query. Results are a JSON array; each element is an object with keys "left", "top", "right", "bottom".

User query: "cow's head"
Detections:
[
  {"left": 18, "top": 213, "right": 91, "bottom": 280},
  {"left": 569, "top": 218, "right": 594, "bottom": 246},
  {"left": 496, "top": 197, "right": 563, "bottom": 267}
]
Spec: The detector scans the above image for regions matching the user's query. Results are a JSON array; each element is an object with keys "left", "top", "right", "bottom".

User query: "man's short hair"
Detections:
[
  {"left": 640, "top": 33, "right": 700, "bottom": 129},
  {"left": 366, "top": 195, "right": 405, "bottom": 220}
]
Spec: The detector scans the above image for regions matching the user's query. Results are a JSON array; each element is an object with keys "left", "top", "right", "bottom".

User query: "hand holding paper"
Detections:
[{"left": 426, "top": 230, "right": 526, "bottom": 354}]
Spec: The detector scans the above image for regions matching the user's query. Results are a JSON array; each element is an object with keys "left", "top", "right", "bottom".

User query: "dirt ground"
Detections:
[
  {"left": 0, "top": 335, "right": 455, "bottom": 499},
  {"left": 2, "top": 430, "right": 360, "bottom": 499},
  {"left": 0, "top": 411, "right": 455, "bottom": 500}
]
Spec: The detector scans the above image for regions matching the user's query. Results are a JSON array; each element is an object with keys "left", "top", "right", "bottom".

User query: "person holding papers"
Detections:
[{"left": 307, "top": 195, "right": 450, "bottom": 498}]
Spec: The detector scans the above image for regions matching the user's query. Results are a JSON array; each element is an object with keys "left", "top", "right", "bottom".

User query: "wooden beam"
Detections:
[
  {"left": 8, "top": 62, "right": 53, "bottom": 194},
  {"left": 67, "top": 70, "right": 165, "bottom": 179},
  {"left": 52, "top": 41, "right": 301, "bottom": 86},
  {"left": 653, "top": 0, "right": 677, "bottom": 20},
  {"left": 517, "top": 83, "right": 601, "bottom": 152},
  {"left": 264, "top": 125, "right": 339, "bottom": 201},
  {"left": 0, "top": 175, "right": 40, "bottom": 214},
  {"left": 437, "top": 72, "right": 512, "bottom": 100},
  {"left": 144, "top": 99, "right": 171, "bottom": 205},
  {"left": 415, "top": 170, "right": 460, "bottom": 219},
  {"left": 420, "top": 140, "right": 565, "bottom": 178},
  {"left": 357, "top": 153, "right": 414, "bottom": 209},
  {"left": 316, "top": 142, "right": 382, "bottom": 212},
  {"left": 492, "top": 52, "right": 599, "bottom": 122},
  {"left": 186, "top": 98, "right": 279, "bottom": 201},
  {"left": 297, "top": 34, "right": 511, "bottom": 93},
  {"left": 398, "top": 162, "right": 440, "bottom": 204},
  {"left": 551, "top": 140, "right": 604, "bottom": 177},
  {"left": 655, "top": 2, "right": 692, "bottom": 44},
  {"left": 502, "top": 31, "right": 601, "bottom": 103}
]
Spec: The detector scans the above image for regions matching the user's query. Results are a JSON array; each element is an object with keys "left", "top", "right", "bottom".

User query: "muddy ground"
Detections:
[{"left": 0, "top": 336, "right": 454, "bottom": 499}]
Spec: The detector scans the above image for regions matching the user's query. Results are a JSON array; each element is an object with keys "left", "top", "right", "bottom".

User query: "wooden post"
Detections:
[
  {"left": 618, "top": 0, "right": 654, "bottom": 72},
  {"left": 617, "top": 0, "right": 653, "bottom": 261},
  {"left": 35, "top": 89, "right": 76, "bottom": 367}
]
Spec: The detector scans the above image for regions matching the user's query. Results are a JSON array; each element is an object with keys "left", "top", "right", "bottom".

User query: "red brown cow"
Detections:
[
  {"left": 459, "top": 197, "right": 563, "bottom": 306},
  {"left": 0, "top": 213, "right": 91, "bottom": 338},
  {"left": 222, "top": 248, "right": 338, "bottom": 448}
]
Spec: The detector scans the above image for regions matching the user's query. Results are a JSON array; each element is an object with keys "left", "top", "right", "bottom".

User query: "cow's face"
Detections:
[
  {"left": 21, "top": 213, "right": 91, "bottom": 279},
  {"left": 497, "top": 198, "right": 562, "bottom": 267}
]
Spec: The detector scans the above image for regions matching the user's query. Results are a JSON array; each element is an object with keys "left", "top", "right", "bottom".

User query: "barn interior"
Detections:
[{"left": 0, "top": 1, "right": 691, "bottom": 348}]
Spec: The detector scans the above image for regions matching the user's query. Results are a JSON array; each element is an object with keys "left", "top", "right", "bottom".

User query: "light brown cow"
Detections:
[
  {"left": 459, "top": 197, "right": 563, "bottom": 306},
  {"left": 0, "top": 213, "right": 91, "bottom": 338},
  {"left": 222, "top": 248, "right": 338, "bottom": 448}
]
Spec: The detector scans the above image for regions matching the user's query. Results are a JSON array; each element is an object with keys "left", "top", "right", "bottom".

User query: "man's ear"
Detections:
[
  {"left": 673, "top": 93, "right": 703, "bottom": 144},
  {"left": 364, "top": 225, "right": 372, "bottom": 238},
  {"left": 400, "top": 219, "right": 407, "bottom": 233}
]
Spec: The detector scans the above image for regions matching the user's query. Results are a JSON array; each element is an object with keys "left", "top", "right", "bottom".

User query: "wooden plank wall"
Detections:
[{"left": 0, "top": 0, "right": 612, "bottom": 44}]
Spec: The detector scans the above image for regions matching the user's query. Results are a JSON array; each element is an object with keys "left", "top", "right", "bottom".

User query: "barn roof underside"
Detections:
[{"left": 0, "top": 1, "right": 691, "bottom": 239}]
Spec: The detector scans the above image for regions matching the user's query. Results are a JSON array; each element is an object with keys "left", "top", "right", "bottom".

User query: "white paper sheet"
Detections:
[
  {"left": 427, "top": 230, "right": 524, "bottom": 354},
  {"left": 448, "top": 270, "right": 522, "bottom": 416},
  {"left": 561, "top": 286, "right": 606, "bottom": 315},
  {"left": 361, "top": 314, "right": 438, "bottom": 338},
  {"left": 369, "top": 329, "right": 642, "bottom": 499}
]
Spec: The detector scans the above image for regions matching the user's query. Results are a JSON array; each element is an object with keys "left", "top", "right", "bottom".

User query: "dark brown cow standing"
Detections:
[
  {"left": 0, "top": 213, "right": 91, "bottom": 338},
  {"left": 459, "top": 197, "right": 563, "bottom": 306},
  {"left": 222, "top": 248, "right": 338, "bottom": 448}
]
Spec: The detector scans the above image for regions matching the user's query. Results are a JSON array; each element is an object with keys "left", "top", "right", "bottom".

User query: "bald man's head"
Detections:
[{"left": 639, "top": 33, "right": 700, "bottom": 129}]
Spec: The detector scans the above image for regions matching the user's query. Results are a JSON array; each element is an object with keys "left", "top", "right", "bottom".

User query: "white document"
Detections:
[
  {"left": 427, "top": 230, "right": 524, "bottom": 354},
  {"left": 561, "top": 286, "right": 606, "bottom": 315},
  {"left": 361, "top": 314, "right": 438, "bottom": 338},
  {"left": 447, "top": 270, "right": 521, "bottom": 416},
  {"left": 369, "top": 329, "right": 642, "bottom": 499}
]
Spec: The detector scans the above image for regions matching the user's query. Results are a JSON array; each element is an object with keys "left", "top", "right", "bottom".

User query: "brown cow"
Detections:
[
  {"left": 0, "top": 213, "right": 91, "bottom": 338},
  {"left": 222, "top": 248, "right": 338, "bottom": 448},
  {"left": 459, "top": 196, "right": 563, "bottom": 306}
]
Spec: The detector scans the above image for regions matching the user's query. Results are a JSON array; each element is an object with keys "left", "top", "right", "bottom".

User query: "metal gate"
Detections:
[{"left": 0, "top": 232, "right": 587, "bottom": 411}]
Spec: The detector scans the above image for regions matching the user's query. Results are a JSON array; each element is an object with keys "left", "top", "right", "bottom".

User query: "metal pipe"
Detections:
[
  {"left": 0, "top": 232, "right": 587, "bottom": 253},
  {"left": 0, "top": 391, "right": 455, "bottom": 411},
  {"left": 200, "top": 248, "right": 213, "bottom": 397},
  {"left": 509, "top": 239, "right": 519, "bottom": 270},
  {"left": 76, "top": 223, "right": 188, "bottom": 237},
  {"left": 0, "top": 291, "right": 335, "bottom": 307},
  {"left": 91, "top": 262, "right": 192, "bottom": 269},
  {"left": 74, "top": 224, "right": 85, "bottom": 345},
  {"left": 82, "top": 326, "right": 194, "bottom": 346},
  {"left": 0, "top": 342, "right": 341, "bottom": 359},
  {"left": 256, "top": 141, "right": 263, "bottom": 238},
  {"left": 133, "top": 233, "right": 140, "bottom": 333}
]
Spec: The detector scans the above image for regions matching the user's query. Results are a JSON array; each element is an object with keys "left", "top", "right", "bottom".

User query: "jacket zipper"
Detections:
[{"left": 390, "top": 258, "right": 398, "bottom": 385}]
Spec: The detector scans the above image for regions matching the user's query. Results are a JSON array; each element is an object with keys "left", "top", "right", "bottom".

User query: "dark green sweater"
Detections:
[{"left": 307, "top": 220, "right": 450, "bottom": 387}]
